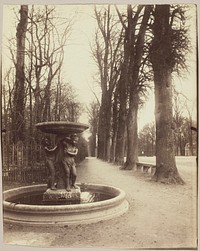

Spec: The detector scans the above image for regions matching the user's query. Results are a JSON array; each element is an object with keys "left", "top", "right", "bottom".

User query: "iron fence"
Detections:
[
  {"left": 2, "top": 167, "right": 47, "bottom": 183},
  {"left": 2, "top": 141, "right": 47, "bottom": 183},
  {"left": 2, "top": 141, "right": 44, "bottom": 170}
]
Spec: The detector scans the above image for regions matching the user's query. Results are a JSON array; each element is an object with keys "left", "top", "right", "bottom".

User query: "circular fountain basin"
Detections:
[{"left": 3, "top": 183, "right": 129, "bottom": 226}]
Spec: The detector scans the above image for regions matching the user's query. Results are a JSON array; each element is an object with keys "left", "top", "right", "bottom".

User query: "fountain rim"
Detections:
[
  {"left": 3, "top": 183, "right": 126, "bottom": 213},
  {"left": 35, "top": 121, "right": 89, "bottom": 134},
  {"left": 3, "top": 183, "right": 129, "bottom": 226}
]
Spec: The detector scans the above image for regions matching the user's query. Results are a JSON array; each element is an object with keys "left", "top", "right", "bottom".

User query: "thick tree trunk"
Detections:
[
  {"left": 151, "top": 5, "right": 184, "bottom": 184},
  {"left": 90, "top": 133, "right": 97, "bottom": 157},
  {"left": 12, "top": 5, "right": 28, "bottom": 143},
  {"left": 115, "top": 63, "right": 127, "bottom": 165},
  {"left": 153, "top": 69, "right": 184, "bottom": 184},
  {"left": 97, "top": 112, "right": 106, "bottom": 160},
  {"left": 110, "top": 134, "right": 117, "bottom": 162},
  {"left": 110, "top": 88, "right": 118, "bottom": 162},
  {"left": 123, "top": 96, "right": 139, "bottom": 170},
  {"left": 97, "top": 76, "right": 113, "bottom": 161},
  {"left": 97, "top": 97, "right": 106, "bottom": 159},
  {"left": 97, "top": 93, "right": 112, "bottom": 161},
  {"left": 105, "top": 97, "right": 112, "bottom": 161}
]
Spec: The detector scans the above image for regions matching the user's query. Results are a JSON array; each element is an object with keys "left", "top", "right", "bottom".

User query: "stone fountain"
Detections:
[{"left": 3, "top": 121, "right": 129, "bottom": 226}]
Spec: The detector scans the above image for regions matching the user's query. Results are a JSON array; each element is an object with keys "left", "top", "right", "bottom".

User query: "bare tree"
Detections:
[
  {"left": 116, "top": 5, "right": 152, "bottom": 169},
  {"left": 2, "top": 67, "right": 15, "bottom": 144},
  {"left": 184, "top": 100, "right": 197, "bottom": 156},
  {"left": 113, "top": 8, "right": 129, "bottom": 164},
  {"left": 11, "top": 5, "right": 28, "bottom": 143},
  {"left": 21, "top": 5, "right": 73, "bottom": 143},
  {"left": 138, "top": 122, "right": 155, "bottom": 156},
  {"left": 25, "top": 6, "right": 72, "bottom": 123},
  {"left": 51, "top": 79, "right": 82, "bottom": 122},
  {"left": 172, "top": 88, "right": 188, "bottom": 155},
  {"left": 93, "top": 5, "right": 123, "bottom": 161}
]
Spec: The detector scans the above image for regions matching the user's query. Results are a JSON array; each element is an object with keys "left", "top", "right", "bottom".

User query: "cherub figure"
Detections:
[
  {"left": 61, "top": 134, "right": 79, "bottom": 191},
  {"left": 42, "top": 137, "right": 58, "bottom": 190}
]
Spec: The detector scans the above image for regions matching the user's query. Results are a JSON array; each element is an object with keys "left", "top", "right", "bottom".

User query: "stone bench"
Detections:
[{"left": 136, "top": 162, "right": 156, "bottom": 174}]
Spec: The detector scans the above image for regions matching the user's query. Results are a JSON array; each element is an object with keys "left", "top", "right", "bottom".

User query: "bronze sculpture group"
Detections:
[{"left": 42, "top": 134, "right": 79, "bottom": 191}]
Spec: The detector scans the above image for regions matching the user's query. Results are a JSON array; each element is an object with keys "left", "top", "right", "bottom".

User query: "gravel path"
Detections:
[{"left": 3, "top": 157, "right": 198, "bottom": 249}]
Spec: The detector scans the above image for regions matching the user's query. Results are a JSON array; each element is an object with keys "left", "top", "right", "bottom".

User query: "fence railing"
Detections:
[
  {"left": 2, "top": 139, "right": 88, "bottom": 183},
  {"left": 2, "top": 167, "right": 47, "bottom": 183},
  {"left": 2, "top": 141, "right": 44, "bottom": 169},
  {"left": 2, "top": 141, "right": 47, "bottom": 183}
]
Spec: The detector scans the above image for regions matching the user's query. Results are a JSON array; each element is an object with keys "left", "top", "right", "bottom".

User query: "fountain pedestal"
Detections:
[{"left": 43, "top": 187, "right": 81, "bottom": 205}]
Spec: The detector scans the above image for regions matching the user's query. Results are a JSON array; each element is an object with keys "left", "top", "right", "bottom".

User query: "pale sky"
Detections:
[{"left": 2, "top": 3, "right": 198, "bottom": 130}]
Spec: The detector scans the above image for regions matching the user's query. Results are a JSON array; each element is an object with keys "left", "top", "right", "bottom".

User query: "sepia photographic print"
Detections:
[{"left": 1, "top": 0, "right": 198, "bottom": 250}]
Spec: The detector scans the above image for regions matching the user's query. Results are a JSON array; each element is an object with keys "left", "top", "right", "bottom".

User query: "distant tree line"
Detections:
[{"left": 138, "top": 119, "right": 197, "bottom": 157}]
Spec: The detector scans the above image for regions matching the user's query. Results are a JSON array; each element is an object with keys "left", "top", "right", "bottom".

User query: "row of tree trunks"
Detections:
[
  {"left": 123, "top": 5, "right": 151, "bottom": 170},
  {"left": 95, "top": 5, "right": 185, "bottom": 184}
]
